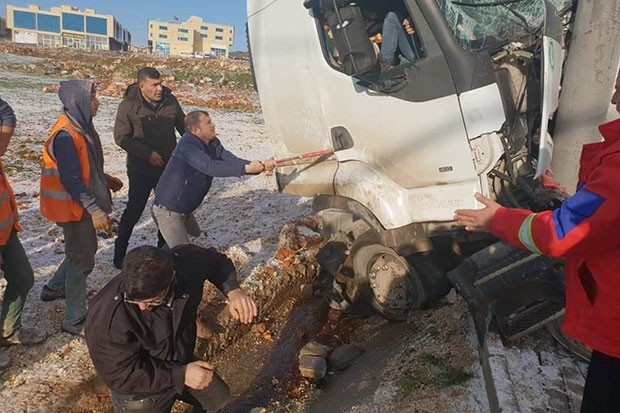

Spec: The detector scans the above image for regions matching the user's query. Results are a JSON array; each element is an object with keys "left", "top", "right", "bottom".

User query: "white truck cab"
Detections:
[{"left": 248, "top": 0, "right": 574, "bottom": 321}]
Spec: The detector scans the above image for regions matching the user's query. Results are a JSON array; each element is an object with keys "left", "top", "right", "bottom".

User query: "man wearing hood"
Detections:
[
  {"left": 113, "top": 67, "right": 185, "bottom": 269},
  {"left": 39, "top": 80, "right": 123, "bottom": 336}
]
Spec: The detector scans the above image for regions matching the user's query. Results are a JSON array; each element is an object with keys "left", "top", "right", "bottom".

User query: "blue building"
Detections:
[{"left": 5, "top": 4, "right": 131, "bottom": 51}]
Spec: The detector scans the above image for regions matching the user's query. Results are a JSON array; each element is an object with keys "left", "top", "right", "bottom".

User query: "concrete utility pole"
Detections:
[{"left": 551, "top": 0, "right": 620, "bottom": 192}]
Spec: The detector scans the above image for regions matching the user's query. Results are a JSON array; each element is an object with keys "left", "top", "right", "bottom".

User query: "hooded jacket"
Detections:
[
  {"left": 84, "top": 244, "right": 240, "bottom": 396},
  {"left": 491, "top": 119, "right": 620, "bottom": 358},
  {"left": 114, "top": 83, "right": 185, "bottom": 177},
  {"left": 43, "top": 80, "right": 111, "bottom": 216}
]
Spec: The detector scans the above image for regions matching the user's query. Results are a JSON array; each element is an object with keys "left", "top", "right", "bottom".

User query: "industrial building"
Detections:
[
  {"left": 4, "top": 4, "right": 131, "bottom": 51},
  {"left": 148, "top": 16, "right": 234, "bottom": 58}
]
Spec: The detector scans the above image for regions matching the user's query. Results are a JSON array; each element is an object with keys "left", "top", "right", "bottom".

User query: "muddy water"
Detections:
[{"left": 214, "top": 296, "right": 329, "bottom": 412}]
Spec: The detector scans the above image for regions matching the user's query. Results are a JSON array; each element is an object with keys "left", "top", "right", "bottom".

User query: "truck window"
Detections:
[
  {"left": 316, "top": 0, "right": 426, "bottom": 78},
  {"left": 435, "top": 0, "right": 574, "bottom": 52}
]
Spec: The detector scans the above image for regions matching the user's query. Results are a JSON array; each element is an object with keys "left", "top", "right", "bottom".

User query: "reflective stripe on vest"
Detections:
[
  {"left": 0, "top": 212, "right": 14, "bottom": 232},
  {"left": 41, "top": 167, "right": 60, "bottom": 176},
  {"left": 40, "top": 189, "right": 72, "bottom": 200}
]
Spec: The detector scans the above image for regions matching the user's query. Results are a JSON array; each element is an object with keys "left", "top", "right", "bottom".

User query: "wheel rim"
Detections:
[{"left": 365, "top": 249, "right": 416, "bottom": 316}]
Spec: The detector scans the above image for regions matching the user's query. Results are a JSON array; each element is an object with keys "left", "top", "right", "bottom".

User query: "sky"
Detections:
[{"left": 1, "top": 0, "right": 250, "bottom": 50}]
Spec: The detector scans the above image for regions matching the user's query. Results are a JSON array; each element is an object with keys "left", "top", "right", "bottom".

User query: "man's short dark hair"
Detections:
[
  {"left": 184, "top": 110, "right": 210, "bottom": 133},
  {"left": 137, "top": 67, "right": 161, "bottom": 84},
  {"left": 122, "top": 246, "right": 174, "bottom": 300}
]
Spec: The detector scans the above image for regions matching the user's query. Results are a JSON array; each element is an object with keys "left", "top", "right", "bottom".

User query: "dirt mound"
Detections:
[{"left": 0, "top": 43, "right": 258, "bottom": 111}]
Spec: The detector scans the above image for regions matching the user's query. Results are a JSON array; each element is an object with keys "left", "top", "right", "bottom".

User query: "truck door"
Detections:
[{"left": 249, "top": 0, "right": 503, "bottom": 227}]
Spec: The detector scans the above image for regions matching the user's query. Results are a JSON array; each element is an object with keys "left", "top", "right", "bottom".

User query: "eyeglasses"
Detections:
[{"left": 123, "top": 291, "right": 169, "bottom": 308}]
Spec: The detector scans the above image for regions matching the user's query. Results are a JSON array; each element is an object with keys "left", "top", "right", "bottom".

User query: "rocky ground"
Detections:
[{"left": 0, "top": 48, "right": 587, "bottom": 413}]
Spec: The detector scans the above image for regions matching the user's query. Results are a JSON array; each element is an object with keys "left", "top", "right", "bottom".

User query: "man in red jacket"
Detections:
[{"left": 455, "top": 73, "right": 620, "bottom": 412}]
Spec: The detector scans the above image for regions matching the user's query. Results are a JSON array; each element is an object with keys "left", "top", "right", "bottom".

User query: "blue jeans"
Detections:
[
  {"left": 47, "top": 216, "right": 97, "bottom": 326},
  {"left": 151, "top": 204, "right": 201, "bottom": 249},
  {"left": 380, "top": 12, "right": 416, "bottom": 64},
  {"left": 0, "top": 230, "right": 34, "bottom": 337}
]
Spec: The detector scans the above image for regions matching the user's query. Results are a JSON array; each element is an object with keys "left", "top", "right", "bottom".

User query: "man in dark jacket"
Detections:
[
  {"left": 85, "top": 245, "right": 257, "bottom": 412},
  {"left": 113, "top": 67, "right": 185, "bottom": 269},
  {"left": 152, "top": 110, "right": 275, "bottom": 248}
]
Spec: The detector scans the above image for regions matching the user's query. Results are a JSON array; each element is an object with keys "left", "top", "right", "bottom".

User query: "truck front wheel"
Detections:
[{"left": 351, "top": 243, "right": 426, "bottom": 321}]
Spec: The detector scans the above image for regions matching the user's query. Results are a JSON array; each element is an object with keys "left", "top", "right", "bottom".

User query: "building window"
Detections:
[
  {"left": 159, "top": 34, "right": 168, "bottom": 39},
  {"left": 63, "top": 35, "right": 86, "bottom": 49},
  {"left": 230, "top": 29, "right": 233, "bottom": 33},
  {"left": 178, "top": 28, "right": 188, "bottom": 33},
  {"left": 215, "top": 36, "right": 223, "bottom": 40},
  {"left": 215, "top": 28, "right": 224, "bottom": 33},
  {"left": 13, "top": 11, "right": 37, "bottom": 30},
  {"left": 38, "top": 33, "right": 61, "bottom": 47},
  {"left": 178, "top": 36, "right": 188, "bottom": 41},
  {"left": 155, "top": 42, "right": 170, "bottom": 55},
  {"left": 201, "top": 34, "right": 208, "bottom": 39},
  {"left": 62, "top": 13, "right": 85, "bottom": 32},
  {"left": 159, "top": 25, "right": 168, "bottom": 30},
  {"left": 37, "top": 13, "right": 60, "bottom": 33},
  {"left": 86, "top": 16, "right": 107, "bottom": 36},
  {"left": 86, "top": 35, "right": 108, "bottom": 50},
  {"left": 200, "top": 25, "right": 208, "bottom": 30},
  {"left": 211, "top": 47, "right": 226, "bottom": 57}
]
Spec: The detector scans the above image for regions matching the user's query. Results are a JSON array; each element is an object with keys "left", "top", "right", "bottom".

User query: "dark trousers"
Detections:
[
  {"left": 115, "top": 170, "right": 165, "bottom": 256},
  {"left": 581, "top": 350, "right": 620, "bottom": 412},
  {"left": 110, "top": 372, "right": 230, "bottom": 412},
  {"left": 0, "top": 230, "right": 34, "bottom": 337}
]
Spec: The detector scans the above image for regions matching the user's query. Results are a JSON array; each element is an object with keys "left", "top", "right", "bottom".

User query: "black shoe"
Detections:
[
  {"left": 0, "top": 327, "right": 47, "bottom": 346},
  {"left": 40, "top": 285, "right": 65, "bottom": 302},
  {"left": 61, "top": 321, "right": 85, "bottom": 337}
]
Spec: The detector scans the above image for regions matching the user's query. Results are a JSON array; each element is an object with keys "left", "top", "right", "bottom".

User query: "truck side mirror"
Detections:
[{"left": 325, "top": 6, "right": 377, "bottom": 76}]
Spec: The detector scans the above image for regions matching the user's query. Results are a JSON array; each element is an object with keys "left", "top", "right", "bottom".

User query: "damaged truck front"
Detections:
[{"left": 247, "top": 0, "right": 576, "bottom": 325}]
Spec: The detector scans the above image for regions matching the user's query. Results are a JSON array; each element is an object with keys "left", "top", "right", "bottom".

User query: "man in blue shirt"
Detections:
[{"left": 152, "top": 110, "right": 275, "bottom": 248}]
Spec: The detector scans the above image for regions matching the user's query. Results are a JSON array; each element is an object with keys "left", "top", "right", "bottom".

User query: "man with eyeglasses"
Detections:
[{"left": 84, "top": 244, "right": 256, "bottom": 412}]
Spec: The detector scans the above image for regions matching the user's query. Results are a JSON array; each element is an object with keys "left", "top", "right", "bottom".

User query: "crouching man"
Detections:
[{"left": 85, "top": 245, "right": 257, "bottom": 412}]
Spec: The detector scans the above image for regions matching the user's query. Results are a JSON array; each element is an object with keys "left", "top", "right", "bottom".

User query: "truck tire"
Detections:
[{"left": 351, "top": 243, "right": 426, "bottom": 321}]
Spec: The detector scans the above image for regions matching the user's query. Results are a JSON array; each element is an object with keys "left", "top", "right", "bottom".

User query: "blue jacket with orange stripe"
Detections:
[{"left": 490, "top": 119, "right": 620, "bottom": 358}]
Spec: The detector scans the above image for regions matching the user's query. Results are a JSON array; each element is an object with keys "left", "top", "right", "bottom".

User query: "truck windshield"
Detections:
[{"left": 435, "top": 0, "right": 574, "bottom": 52}]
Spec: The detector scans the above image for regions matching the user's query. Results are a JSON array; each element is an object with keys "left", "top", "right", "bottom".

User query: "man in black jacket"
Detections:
[
  {"left": 113, "top": 67, "right": 185, "bottom": 269},
  {"left": 85, "top": 245, "right": 257, "bottom": 412}
]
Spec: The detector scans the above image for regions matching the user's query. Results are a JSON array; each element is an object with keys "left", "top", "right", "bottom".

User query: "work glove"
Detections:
[
  {"left": 105, "top": 174, "right": 123, "bottom": 192},
  {"left": 91, "top": 209, "right": 111, "bottom": 232}
]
